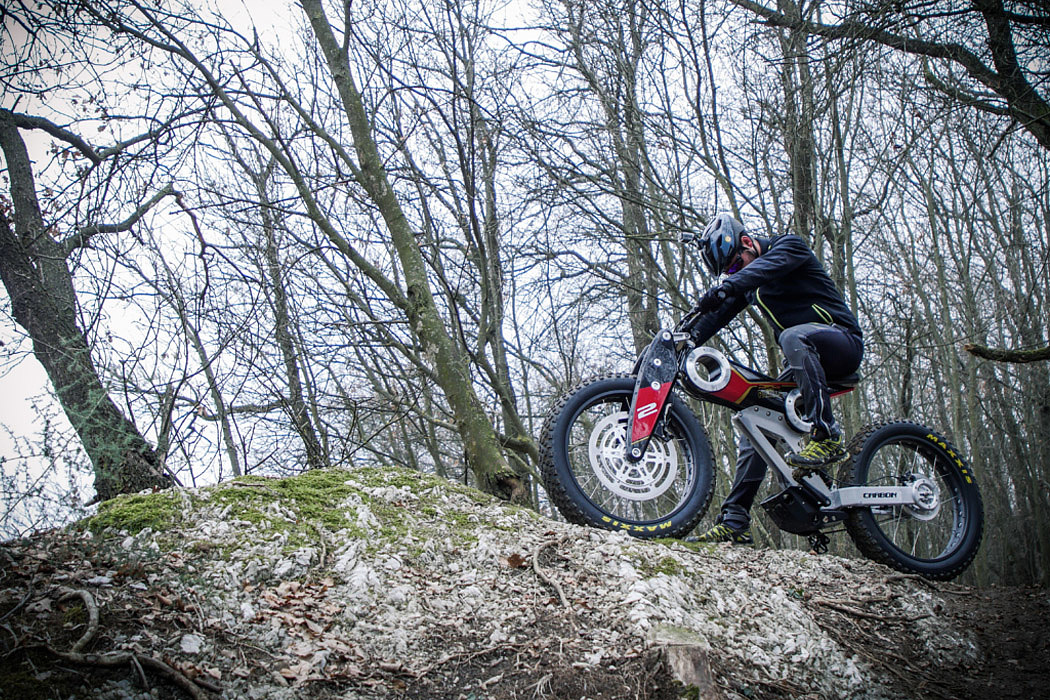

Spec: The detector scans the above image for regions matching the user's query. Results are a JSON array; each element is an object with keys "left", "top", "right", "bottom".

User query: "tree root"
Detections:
[
  {"left": 39, "top": 588, "right": 216, "bottom": 699},
  {"left": 59, "top": 589, "right": 99, "bottom": 653},
  {"left": 532, "top": 538, "right": 571, "bottom": 610},
  {"left": 45, "top": 647, "right": 211, "bottom": 700},
  {"left": 811, "top": 596, "right": 931, "bottom": 623}
]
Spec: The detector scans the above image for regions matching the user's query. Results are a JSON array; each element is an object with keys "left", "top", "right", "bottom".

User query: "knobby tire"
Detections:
[{"left": 839, "top": 421, "right": 984, "bottom": 581}]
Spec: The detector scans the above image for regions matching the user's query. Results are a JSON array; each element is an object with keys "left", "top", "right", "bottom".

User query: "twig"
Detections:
[
  {"left": 413, "top": 642, "right": 523, "bottom": 677},
  {"left": 811, "top": 596, "right": 930, "bottom": 623},
  {"left": 130, "top": 654, "right": 149, "bottom": 689},
  {"left": 529, "top": 672, "right": 554, "bottom": 699},
  {"left": 0, "top": 586, "right": 34, "bottom": 623},
  {"left": 192, "top": 676, "right": 223, "bottom": 693},
  {"left": 747, "top": 675, "right": 807, "bottom": 695},
  {"left": 532, "top": 538, "right": 571, "bottom": 610},
  {"left": 59, "top": 589, "right": 99, "bottom": 653},
  {"left": 883, "top": 573, "right": 941, "bottom": 590}
]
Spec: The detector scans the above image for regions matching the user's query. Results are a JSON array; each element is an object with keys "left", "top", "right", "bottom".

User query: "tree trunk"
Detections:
[
  {"left": 776, "top": 0, "right": 818, "bottom": 242},
  {"left": 255, "top": 172, "right": 327, "bottom": 470},
  {"left": 300, "top": 0, "right": 525, "bottom": 501},
  {"left": 0, "top": 118, "right": 166, "bottom": 501}
]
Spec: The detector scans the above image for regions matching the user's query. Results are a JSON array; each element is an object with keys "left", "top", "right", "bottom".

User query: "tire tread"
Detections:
[{"left": 538, "top": 373, "right": 713, "bottom": 538}]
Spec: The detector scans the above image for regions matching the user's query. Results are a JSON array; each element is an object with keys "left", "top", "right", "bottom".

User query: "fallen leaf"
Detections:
[{"left": 501, "top": 553, "right": 528, "bottom": 569}]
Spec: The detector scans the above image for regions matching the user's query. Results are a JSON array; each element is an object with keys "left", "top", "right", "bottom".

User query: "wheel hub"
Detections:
[
  {"left": 587, "top": 412, "right": 678, "bottom": 501},
  {"left": 904, "top": 475, "right": 941, "bottom": 521}
]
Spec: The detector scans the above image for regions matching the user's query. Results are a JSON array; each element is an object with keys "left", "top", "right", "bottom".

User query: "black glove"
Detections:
[{"left": 696, "top": 283, "right": 730, "bottom": 313}]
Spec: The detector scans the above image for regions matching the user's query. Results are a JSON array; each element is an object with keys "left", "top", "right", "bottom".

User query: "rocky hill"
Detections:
[{"left": 1, "top": 467, "right": 1046, "bottom": 699}]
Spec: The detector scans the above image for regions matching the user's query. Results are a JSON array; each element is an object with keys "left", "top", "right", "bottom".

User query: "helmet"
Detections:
[{"left": 698, "top": 213, "right": 745, "bottom": 275}]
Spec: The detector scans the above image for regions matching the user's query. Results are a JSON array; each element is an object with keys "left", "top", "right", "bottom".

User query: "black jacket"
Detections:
[{"left": 689, "top": 234, "right": 861, "bottom": 345}]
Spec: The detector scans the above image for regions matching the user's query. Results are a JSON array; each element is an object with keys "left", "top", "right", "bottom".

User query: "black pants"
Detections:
[{"left": 719, "top": 323, "right": 862, "bottom": 531}]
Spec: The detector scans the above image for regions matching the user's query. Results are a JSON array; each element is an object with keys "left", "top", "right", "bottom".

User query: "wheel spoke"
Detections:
[{"left": 859, "top": 436, "right": 972, "bottom": 563}]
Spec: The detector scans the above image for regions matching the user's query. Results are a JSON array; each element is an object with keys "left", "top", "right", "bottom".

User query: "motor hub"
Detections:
[{"left": 904, "top": 475, "right": 941, "bottom": 521}]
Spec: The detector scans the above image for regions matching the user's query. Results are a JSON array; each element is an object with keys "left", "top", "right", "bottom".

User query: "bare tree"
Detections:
[
  {"left": 82, "top": 0, "right": 533, "bottom": 500},
  {"left": 0, "top": 108, "right": 175, "bottom": 500}
]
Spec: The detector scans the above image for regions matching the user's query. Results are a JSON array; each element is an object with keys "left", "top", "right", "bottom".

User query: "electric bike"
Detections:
[{"left": 538, "top": 322, "right": 984, "bottom": 581}]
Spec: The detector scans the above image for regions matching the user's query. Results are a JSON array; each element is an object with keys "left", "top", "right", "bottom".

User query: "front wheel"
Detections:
[
  {"left": 840, "top": 422, "right": 984, "bottom": 580},
  {"left": 538, "top": 374, "right": 714, "bottom": 538}
]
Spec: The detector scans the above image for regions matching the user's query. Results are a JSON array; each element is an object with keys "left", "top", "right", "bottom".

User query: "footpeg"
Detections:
[{"left": 807, "top": 532, "right": 830, "bottom": 554}]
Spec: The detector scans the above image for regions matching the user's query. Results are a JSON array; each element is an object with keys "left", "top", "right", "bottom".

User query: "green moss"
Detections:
[
  {"left": 81, "top": 466, "right": 509, "bottom": 562},
  {"left": 62, "top": 602, "right": 85, "bottom": 626},
  {"left": 652, "top": 556, "right": 685, "bottom": 577},
  {"left": 352, "top": 466, "right": 429, "bottom": 490},
  {"left": 84, "top": 491, "right": 182, "bottom": 534},
  {"left": 267, "top": 468, "right": 362, "bottom": 529},
  {"left": 504, "top": 504, "right": 543, "bottom": 521}
]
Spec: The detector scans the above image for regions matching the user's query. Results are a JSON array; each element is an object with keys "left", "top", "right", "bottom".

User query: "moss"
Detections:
[
  {"left": 504, "top": 504, "right": 543, "bottom": 521},
  {"left": 266, "top": 468, "right": 362, "bottom": 530},
  {"left": 84, "top": 491, "right": 182, "bottom": 534},
  {"left": 81, "top": 466, "right": 506, "bottom": 561},
  {"left": 652, "top": 556, "right": 685, "bottom": 577},
  {"left": 352, "top": 466, "right": 429, "bottom": 490},
  {"left": 62, "top": 602, "right": 85, "bottom": 626}
]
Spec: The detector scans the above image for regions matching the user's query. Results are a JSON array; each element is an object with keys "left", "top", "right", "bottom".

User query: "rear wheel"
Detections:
[
  {"left": 840, "top": 422, "right": 983, "bottom": 580},
  {"left": 538, "top": 374, "right": 714, "bottom": 538}
]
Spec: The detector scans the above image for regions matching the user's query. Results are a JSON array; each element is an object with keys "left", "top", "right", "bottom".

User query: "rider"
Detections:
[{"left": 683, "top": 213, "right": 863, "bottom": 544}]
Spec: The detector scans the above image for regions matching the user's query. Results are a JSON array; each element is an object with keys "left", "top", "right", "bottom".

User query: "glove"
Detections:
[{"left": 696, "top": 283, "right": 730, "bottom": 313}]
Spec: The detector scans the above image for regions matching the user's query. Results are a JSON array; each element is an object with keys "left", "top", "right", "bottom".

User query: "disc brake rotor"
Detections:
[{"left": 587, "top": 411, "right": 678, "bottom": 501}]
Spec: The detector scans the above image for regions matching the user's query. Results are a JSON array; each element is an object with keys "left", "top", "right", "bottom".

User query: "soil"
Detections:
[{"left": 934, "top": 585, "right": 1050, "bottom": 700}]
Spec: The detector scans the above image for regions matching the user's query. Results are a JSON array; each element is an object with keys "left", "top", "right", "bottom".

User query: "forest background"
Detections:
[{"left": 1, "top": 0, "right": 1047, "bottom": 587}]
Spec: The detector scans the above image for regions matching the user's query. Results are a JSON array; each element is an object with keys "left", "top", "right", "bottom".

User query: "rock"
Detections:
[{"left": 180, "top": 633, "right": 204, "bottom": 654}]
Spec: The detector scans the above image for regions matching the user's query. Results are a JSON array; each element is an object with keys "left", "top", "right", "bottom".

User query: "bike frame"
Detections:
[{"left": 625, "top": 328, "right": 933, "bottom": 531}]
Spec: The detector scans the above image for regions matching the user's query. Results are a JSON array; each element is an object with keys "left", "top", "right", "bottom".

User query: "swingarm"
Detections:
[{"left": 732, "top": 406, "right": 940, "bottom": 515}]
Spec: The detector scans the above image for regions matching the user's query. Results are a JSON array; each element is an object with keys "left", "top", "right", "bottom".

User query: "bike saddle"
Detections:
[{"left": 828, "top": 373, "right": 861, "bottom": 391}]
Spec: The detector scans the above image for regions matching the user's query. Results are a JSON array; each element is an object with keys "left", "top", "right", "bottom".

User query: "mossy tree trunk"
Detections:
[
  {"left": 300, "top": 0, "right": 526, "bottom": 501},
  {"left": 0, "top": 113, "right": 169, "bottom": 502}
]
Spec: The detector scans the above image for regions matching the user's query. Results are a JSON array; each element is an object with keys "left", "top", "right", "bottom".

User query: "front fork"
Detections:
[{"left": 625, "top": 330, "right": 680, "bottom": 462}]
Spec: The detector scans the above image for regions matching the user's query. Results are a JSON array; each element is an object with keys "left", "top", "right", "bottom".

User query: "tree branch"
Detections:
[
  {"left": 726, "top": 0, "right": 1050, "bottom": 149},
  {"left": 0, "top": 108, "right": 194, "bottom": 165},
  {"left": 727, "top": 0, "right": 1003, "bottom": 89},
  {"left": 963, "top": 343, "right": 1050, "bottom": 363},
  {"left": 63, "top": 184, "right": 176, "bottom": 254},
  {"left": 0, "top": 108, "right": 101, "bottom": 163}
]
